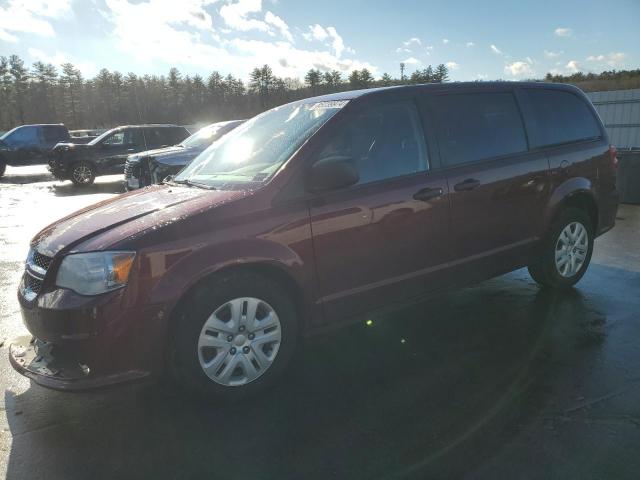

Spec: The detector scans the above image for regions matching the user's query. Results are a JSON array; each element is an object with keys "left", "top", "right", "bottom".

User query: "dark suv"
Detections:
[
  {"left": 11, "top": 83, "right": 618, "bottom": 398},
  {"left": 0, "top": 124, "right": 73, "bottom": 177},
  {"left": 124, "top": 120, "right": 244, "bottom": 190},
  {"left": 49, "top": 124, "right": 190, "bottom": 185}
]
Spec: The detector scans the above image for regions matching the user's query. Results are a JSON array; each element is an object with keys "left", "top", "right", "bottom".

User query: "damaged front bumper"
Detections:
[{"left": 9, "top": 337, "right": 150, "bottom": 391}]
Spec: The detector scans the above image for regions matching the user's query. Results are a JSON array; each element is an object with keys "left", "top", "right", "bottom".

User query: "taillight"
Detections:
[{"left": 609, "top": 145, "right": 618, "bottom": 168}]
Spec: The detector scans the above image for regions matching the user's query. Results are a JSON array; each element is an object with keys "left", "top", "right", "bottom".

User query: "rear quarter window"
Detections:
[
  {"left": 524, "top": 89, "right": 602, "bottom": 148},
  {"left": 430, "top": 92, "right": 528, "bottom": 167}
]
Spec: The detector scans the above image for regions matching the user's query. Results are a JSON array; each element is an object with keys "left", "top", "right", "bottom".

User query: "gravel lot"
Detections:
[{"left": 1, "top": 165, "right": 639, "bottom": 479}]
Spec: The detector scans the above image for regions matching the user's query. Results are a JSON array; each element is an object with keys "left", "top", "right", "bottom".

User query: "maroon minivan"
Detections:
[{"left": 11, "top": 82, "right": 618, "bottom": 398}]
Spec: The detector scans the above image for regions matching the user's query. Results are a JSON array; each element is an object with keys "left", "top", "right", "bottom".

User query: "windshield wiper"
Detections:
[{"left": 167, "top": 178, "right": 216, "bottom": 190}]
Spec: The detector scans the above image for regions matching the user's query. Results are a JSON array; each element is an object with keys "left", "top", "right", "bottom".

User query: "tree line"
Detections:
[
  {"left": 0, "top": 54, "right": 455, "bottom": 131},
  {"left": 1, "top": 52, "right": 639, "bottom": 131}
]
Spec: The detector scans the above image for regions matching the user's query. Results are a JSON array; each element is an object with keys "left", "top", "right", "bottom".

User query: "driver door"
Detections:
[
  {"left": 100, "top": 128, "right": 145, "bottom": 174},
  {"left": 308, "top": 96, "right": 451, "bottom": 322}
]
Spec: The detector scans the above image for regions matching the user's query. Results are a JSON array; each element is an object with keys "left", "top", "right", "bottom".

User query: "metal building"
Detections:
[{"left": 588, "top": 88, "right": 640, "bottom": 151}]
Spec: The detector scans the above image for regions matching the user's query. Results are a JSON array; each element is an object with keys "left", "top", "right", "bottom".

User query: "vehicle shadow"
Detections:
[
  {"left": 0, "top": 169, "right": 54, "bottom": 185},
  {"left": 2, "top": 273, "right": 606, "bottom": 480},
  {"left": 51, "top": 180, "right": 126, "bottom": 197}
]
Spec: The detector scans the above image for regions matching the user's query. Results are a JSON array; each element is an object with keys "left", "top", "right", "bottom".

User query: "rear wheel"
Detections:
[
  {"left": 0, "top": 159, "right": 6, "bottom": 178},
  {"left": 528, "top": 207, "right": 594, "bottom": 289},
  {"left": 71, "top": 161, "right": 95, "bottom": 186},
  {"left": 170, "top": 272, "right": 298, "bottom": 400}
]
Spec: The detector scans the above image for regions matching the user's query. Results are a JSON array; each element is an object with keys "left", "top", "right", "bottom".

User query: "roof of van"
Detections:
[{"left": 303, "top": 81, "right": 579, "bottom": 103}]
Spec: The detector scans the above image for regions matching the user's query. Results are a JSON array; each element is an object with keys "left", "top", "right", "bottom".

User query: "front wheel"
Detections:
[
  {"left": 528, "top": 207, "right": 594, "bottom": 289},
  {"left": 0, "top": 160, "right": 6, "bottom": 178},
  {"left": 70, "top": 161, "right": 95, "bottom": 186},
  {"left": 170, "top": 272, "right": 298, "bottom": 400}
]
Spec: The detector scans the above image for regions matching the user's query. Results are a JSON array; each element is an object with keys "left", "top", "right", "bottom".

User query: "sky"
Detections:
[{"left": 0, "top": 0, "right": 639, "bottom": 82}]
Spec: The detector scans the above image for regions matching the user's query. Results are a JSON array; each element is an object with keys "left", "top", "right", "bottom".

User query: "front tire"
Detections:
[
  {"left": 0, "top": 159, "right": 6, "bottom": 178},
  {"left": 70, "top": 161, "right": 95, "bottom": 186},
  {"left": 170, "top": 272, "right": 298, "bottom": 400},
  {"left": 528, "top": 207, "right": 594, "bottom": 289}
]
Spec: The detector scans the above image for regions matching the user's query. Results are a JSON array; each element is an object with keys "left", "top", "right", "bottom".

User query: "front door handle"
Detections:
[
  {"left": 413, "top": 187, "right": 444, "bottom": 202},
  {"left": 454, "top": 178, "right": 481, "bottom": 192}
]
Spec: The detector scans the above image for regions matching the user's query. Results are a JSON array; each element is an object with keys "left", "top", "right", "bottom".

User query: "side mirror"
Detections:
[{"left": 308, "top": 156, "right": 359, "bottom": 192}]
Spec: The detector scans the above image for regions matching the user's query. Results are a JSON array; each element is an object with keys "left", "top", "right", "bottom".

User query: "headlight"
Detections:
[{"left": 56, "top": 251, "right": 136, "bottom": 295}]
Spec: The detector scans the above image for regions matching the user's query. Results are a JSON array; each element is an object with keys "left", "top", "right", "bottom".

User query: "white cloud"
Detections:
[
  {"left": 0, "top": 29, "right": 18, "bottom": 43},
  {"left": 586, "top": 52, "right": 627, "bottom": 67},
  {"left": 102, "top": 0, "right": 373, "bottom": 79},
  {"left": 302, "top": 24, "right": 351, "bottom": 57},
  {"left": 586, "top": 54, "right": 605, "bottom": 62},
  {"left": 466, "top": 41, "right": 475, "bottom": 47},
  {"left": 544, "top": 50, "right": 562, "bottom": 58},
  {"left": 402, "top": 57, "right": 420, "bottom": 65},
  {"left": 442, "top": 38, "right": 449, "bottom": 44},
  {"left": 303, "top": 24, "right": 328, "bottom": 41},
  {"left": 403, "top": 37, "right": 421, "bottom": 47},
  {"left": 27, "top": 47, "right": 97, "bottom": 76},
  {"left": 0, "top": 0, "right": 72, "bottom": 41},
  {"left": 554, "top": 27, "right": 572, "bottom": 37},
  {"left": 445, "top": 61, "right": 459, "bottom": 70},
  {"left": 219, "top": 0, "right": 269, "bottom": 33},
  {"left": 504, "top": 60, "right": 534, "bottom": 78},
  {"left": 490, "top": 44, "right": 502, "bottom": 55},
  {"left": 264, "top": 11, "right": 292, "bottom": 42},
  {"left": 566, "top": 60, "right": 580, "bottom": 73},
  {"left": 475, "top": 73, "right": 488, "bottom": 80},
  {"left": 395, "top": 47, "right": 411, "bottom": 54}
]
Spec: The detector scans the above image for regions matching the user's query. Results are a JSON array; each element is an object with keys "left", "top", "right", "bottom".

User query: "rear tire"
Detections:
[
  {"left": 70, "top": 161, "right": 95, "bottom": 186},
  {"left": 170, "top": 272, "right": 298, "bottom": 400},
  {"left": 0, "top": 160, "right": 6, "bottom": 178},
  {"left": 528, "top": 207, "right": 594, "bottom": 289}
]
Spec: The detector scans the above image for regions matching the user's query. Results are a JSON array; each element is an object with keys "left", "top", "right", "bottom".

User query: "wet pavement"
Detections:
[{"left": 1, "top": 165, "right": 639, "bottom": 479}]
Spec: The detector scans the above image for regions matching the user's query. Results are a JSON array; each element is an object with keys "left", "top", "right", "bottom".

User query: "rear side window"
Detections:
[
  {"left": 167, "top": 127, "right": 190, "bottom": 145},
  {"left": 524, "top": 89, "right": 601, "bottom": 148},
  {"left": 430, "top": 92, "right": 527, "bottom": 167},
  {"left": 145, "top": 128, "right": 182, "bottom": 148},
  {"left": 313, "top": 99, "right": 429, "bottom": 185},
  {"left": 41, "top": 126, "right": 67, "bottom": 142}
]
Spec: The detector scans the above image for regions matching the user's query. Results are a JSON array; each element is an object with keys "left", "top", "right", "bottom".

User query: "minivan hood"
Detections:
[{"left": 33, "top": 186, "right": 247, "bottom": 257}]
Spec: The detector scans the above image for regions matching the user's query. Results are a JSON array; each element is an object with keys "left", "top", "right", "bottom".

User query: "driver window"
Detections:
[
  {"left": 103, "top": 131, "right": 124, "bottom": 145},
  {"left": 313, "top": 99, "right": 429, "bottom": 185}
]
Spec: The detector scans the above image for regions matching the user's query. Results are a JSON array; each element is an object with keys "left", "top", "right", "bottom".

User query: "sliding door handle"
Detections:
[{"left": 413, "top": 187, "right": 444, "bottom": 201}]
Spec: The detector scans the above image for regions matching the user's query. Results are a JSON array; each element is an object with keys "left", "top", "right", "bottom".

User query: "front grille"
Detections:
[
  {"left": 32, "top": 251, "right": 52, "bottom": 271},
  {"left": 23, "top": 249, "right": 53, "bottom": 300},
  {"left": 24, "top": 273, "right": 42, "bottom": 295},
  {"left": 124, "top": 159, "right": 134, "bottom": 179}
]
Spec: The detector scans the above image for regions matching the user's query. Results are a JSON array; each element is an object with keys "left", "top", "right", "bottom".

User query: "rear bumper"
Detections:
[{"left": 597, "top": 188, "right": 619, "bottom": 237}]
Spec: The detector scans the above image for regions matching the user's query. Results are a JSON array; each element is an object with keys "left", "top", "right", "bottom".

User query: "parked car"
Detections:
[
  {"left": 0, "top": 124, "right": 81, "bottom": 177},
  {"left": 48, "top": 124, "right": 190, "bottom": 186},
  {"left": 124, "top": 120, "right": 245, "bottom": 190},
  {"left": 11, "top": 82, "right": 618, "bottom": 398}
]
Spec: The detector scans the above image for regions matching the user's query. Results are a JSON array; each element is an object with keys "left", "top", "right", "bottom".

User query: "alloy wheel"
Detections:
[
  {"left": 197, "top": 297, "right": 282, "bottom": 387},
  {"left": 555, "top": 221, "right": 589, "bottom": 277},
  {"left": 73, "top": 163, "right": 92, "bottom": 184}
]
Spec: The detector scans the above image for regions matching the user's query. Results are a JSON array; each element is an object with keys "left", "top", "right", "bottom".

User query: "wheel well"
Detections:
[
  {"left": 560, "top": 192, "right": 598, "bottom": 232},
  {"left": 169, "top": 262, "right": 306, "bottom": 332}
]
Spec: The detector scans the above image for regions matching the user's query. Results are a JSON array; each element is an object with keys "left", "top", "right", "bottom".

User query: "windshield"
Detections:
[
  {"left": 88, "top": 127, "right": 118, "bottom": 146},
  {"left": 181, "top": 123, "right": 235, "bottom": 149},
  {"left": 175, "top": 100, "right": 347, "bottom": 188},
  {"left": 0, "top": 127, "right": 19, "bottom": 141}
]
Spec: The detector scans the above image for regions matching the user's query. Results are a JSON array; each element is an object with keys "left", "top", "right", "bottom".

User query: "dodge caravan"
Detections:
[{"left": 11, "top": 82, "right": 619, "bottom": 398}]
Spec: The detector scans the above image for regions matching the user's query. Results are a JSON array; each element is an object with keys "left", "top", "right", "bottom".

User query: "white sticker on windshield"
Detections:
[{"left": 309, "top": 100, "right": 349, "bottom": 110}]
